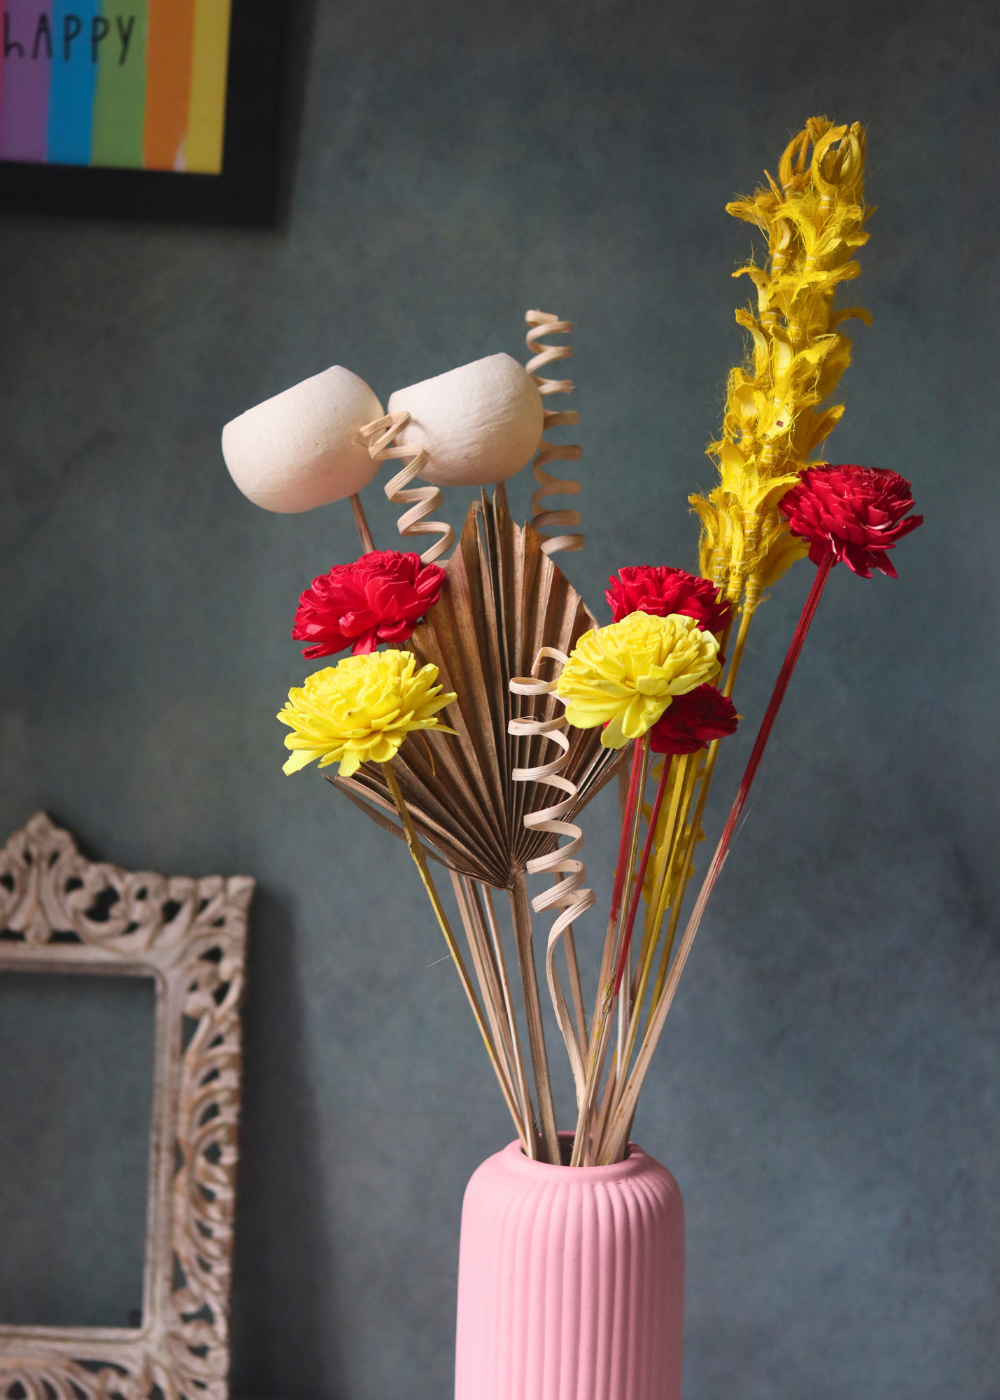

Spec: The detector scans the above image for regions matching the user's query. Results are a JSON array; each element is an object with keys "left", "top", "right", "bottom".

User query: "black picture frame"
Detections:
[{"left": 0, "top": 0, "right": 285, "bottom": 227}]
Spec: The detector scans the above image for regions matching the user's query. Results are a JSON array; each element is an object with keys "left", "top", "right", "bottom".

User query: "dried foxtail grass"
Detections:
[{"left": 333, "top": 492, "right": 624, "bottom": 889}]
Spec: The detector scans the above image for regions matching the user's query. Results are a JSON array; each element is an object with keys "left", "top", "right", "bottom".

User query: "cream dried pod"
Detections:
[
  {"left": 388, "top": 352, "right": 543, "bottom": 487},
  {"left": 222, "top": 366, "right": 384, "bottom": 514},
  {"left": 364, "top": 353, "right": 544, "bottom": 562}
]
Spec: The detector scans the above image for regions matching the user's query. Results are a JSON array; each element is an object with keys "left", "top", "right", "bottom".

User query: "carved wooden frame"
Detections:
[{"left": 0, "top": 813, "right": 254, "bottom": 1400}]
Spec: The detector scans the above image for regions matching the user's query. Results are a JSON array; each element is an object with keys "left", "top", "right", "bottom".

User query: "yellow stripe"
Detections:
[{"left": 184, "top": 0, "right": 232, "bottom": 173}]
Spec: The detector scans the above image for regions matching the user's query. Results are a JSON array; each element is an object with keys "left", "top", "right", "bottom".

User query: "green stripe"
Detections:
[{"left": 91, "top": 1, "right": 148, "bottom": 169}]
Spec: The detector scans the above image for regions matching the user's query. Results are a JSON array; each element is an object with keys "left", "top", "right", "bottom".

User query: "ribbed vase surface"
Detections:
[{"left": 454, "top": 1137, "right": 684, "bottom": 1400}]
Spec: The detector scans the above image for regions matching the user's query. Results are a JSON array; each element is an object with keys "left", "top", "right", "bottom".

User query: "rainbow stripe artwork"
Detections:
[{"left": 0, "top": 0, "right": 232, "bottom": 173}]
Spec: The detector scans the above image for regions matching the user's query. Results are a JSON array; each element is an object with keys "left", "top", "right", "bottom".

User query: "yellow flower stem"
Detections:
[
  {"left": 635, "top": 766, "right": 676, "bottom": 949},
  {"left": 723, "top": 593, "right": 756, "bottom": 698},
  {"left": 644, "top": 736, "right": 722, "bottom": 1028},
  {"left": 622, "top": 595, "right": 756, "bottom": 1068},
  {"left": 382, "top": 762, "right": 527, "bottom": 1142},
  {"left": 610, "top": 733, "right": 650, "bottom": 1008},
  {"left": 635, "top": 580, "right": 761, "bottom": 1033},
  {"left": 634, "top": 751, "right": 700, "bottom": 1002},
  {"left": 628, "top": 757, "right": 687, "bottom": 1002},
  {"left": 603, "top": 752, "right": 698, "bottom": 1149},
  {"left": 640, "top": 617, "right": 741, "bottom": 1038},
  {"left": 350, "top": 493, "right": 376, "bottom": 553}
]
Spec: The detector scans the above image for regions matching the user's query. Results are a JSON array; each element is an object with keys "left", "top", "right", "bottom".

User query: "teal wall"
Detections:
[{"left": 1, "top": 2, "right": 998, "bottom": 1397}]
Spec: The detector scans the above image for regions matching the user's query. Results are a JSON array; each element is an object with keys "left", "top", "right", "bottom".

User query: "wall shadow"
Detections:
[
  {"left": 273, "top": 0, "right": 321, "bottom": 233},
  {"left": 229, "top": 886, "right": 338, "bottom": 1399}
]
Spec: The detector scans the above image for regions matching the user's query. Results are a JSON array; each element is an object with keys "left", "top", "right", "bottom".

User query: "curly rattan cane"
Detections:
[
  {"left": 510, "top": 646, "right": 594, "bottom": 1101},
  {"left": 525, "top": 310, "right": 583, "bottom": 555},
  {"left": 355, "top": 411, "right": 454, "bottom": 564}
]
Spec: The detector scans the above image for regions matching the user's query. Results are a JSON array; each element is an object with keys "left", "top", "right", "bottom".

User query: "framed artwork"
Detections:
[{"left": 0, "top": 1, "right": 284, "bottom": 225}]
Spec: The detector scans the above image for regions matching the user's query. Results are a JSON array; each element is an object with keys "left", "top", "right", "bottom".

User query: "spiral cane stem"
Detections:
[
  {"left": 355, "top": 411, "right": 455, "bottom": 564},
  {"left": 525, "top": 310, "right": 583, "bottom": 555},
  {"left": 510, "top": 646, "right": 594, "bottom": 1105}
]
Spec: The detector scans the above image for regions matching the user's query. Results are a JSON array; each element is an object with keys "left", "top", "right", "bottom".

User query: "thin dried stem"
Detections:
[
  {"left": 616, "top": 955, "right": 629, "bottom": 1087},
  {"left": 449, "top": 871, "right": 526, "bottom": 1149},
  {"left": 350, "top": 494, "right": 376, "bottom": 554},
  {"left": 562, "top": 924, "right": 589, "bottom": 1054},
  {"left": 591, "top": 1056, "right": 618, "bottom": 1165},
  {"left": 382, "top": 762, "right": 524, "bottom": 1136},
  {"left": 476, "top": 880, "right": 537, "bottom": 1156},
  {"left": 509, "top": 871, "right": 561, "bottom": 1164}
]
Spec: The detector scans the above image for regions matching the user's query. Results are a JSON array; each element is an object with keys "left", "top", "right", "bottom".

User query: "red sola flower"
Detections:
[
  {"left": 649, "top": 685, "right": 739, "bottom": 755},
  {"left": 606, "top": 565, "right": 732, "bottom": 632},
  {"left": 292, "top": 550, "right": 445, "bottom": 658},
  {"left": 779, "top": 465, "right": 923, "bottom": 579}
]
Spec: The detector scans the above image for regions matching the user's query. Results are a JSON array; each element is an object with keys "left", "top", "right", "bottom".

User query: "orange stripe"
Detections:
[{"left": 142, "top": 0, "right": 196, "bottom": 171}]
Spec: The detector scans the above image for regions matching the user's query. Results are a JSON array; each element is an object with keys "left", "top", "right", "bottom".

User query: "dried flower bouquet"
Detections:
[{"left": 226, "top": 117, "right": 922, "bottom": 1169}]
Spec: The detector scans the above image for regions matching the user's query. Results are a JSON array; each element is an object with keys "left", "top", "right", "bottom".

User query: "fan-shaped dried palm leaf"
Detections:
[{"left": 332, "top": 492, "right": 624, "bottom": 888}]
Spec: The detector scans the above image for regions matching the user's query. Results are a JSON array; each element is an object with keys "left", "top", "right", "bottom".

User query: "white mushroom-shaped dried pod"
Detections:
[
  {"left": 222, "top": 366, "right": 384, "bottom": 513},
  {"left": 387, "top": 353, "right": 543, "bottom": 487}
]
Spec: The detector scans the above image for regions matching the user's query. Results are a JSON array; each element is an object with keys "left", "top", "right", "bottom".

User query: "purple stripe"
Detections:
[{"left": 1, "top": 0, "right": 54, "bottom": 162}]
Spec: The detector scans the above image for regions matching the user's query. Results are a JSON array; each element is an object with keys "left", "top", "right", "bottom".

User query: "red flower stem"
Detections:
[
  {"left": 612, "top": 758, "right": 671, "bottom": 997},
  {"left": 667, "top": 554, "right": 834, "bottom": 988},
  {"left": 570, "top": 736, "right": 646, "bottom": 1167},
  {"left": 722, "top": 552, "right": 834, "bottom": 843},
  {"left": 670, "top": 555, "right": 833, "bottom": 939},
  {"left": 601, "top": 551, "right": 835, "bottom": 1162},
  {"left": 609, "top": 738, "right": 646, "bottom": 932}
]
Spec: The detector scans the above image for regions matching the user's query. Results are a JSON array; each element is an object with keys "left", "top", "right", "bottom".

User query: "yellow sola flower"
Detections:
[
  {"left": 554, "top": 613, "right": 721, "bottom": 749},
  {"left": 278, "top": 649, "right": 457, "bottom": 778}
]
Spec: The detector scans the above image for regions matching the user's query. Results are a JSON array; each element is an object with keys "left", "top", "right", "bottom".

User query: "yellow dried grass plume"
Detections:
[{"left": 692, "top": 117, "right": 873, "bottom": 606}]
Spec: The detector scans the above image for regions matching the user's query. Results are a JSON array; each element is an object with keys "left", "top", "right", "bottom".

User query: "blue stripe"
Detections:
[{"left": 47, "top": 0, "right": 98, "bottom": 165}]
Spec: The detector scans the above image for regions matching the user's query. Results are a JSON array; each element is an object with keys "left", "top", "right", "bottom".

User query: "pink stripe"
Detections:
[{"left": 1, "top": 0, "right": 54, "bottom": 162}]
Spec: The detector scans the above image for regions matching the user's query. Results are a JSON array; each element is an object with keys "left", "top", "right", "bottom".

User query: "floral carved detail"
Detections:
[{"left": 0, "top": 813, "right": 254, "bottom": 1400}]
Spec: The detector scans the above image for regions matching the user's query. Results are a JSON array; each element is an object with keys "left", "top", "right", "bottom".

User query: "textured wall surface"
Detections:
[
  {"left": 0, "top": 973, "right": 154, "bottom": 1328},
  {"left": 1, "top": 1, "right": 998, "bottom": 1397}
]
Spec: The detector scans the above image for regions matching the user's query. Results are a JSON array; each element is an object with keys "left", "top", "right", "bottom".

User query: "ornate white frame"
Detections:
[{"left": 0, "top": 813, "right": 254, "bottom": 1400}]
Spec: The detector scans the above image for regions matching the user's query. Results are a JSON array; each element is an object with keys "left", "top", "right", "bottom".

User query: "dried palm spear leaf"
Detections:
[{"left": 332, "top": 492, "right": 624, "bottom": 888}]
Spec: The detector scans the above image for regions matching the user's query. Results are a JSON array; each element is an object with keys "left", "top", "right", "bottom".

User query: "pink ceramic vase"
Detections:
[{"left": 454, "top": 1135, "right": 684, "bottom": 1400}]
